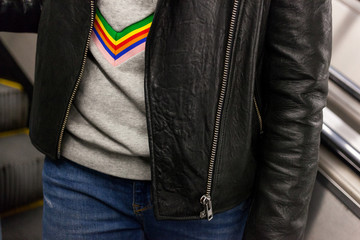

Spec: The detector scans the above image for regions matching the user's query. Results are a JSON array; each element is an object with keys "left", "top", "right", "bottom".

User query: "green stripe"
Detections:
[
  {"left": 96, "top": 8, "right": 153, "bottom": 41},
  {"left": 96, "top": 8, "right": 117, "bottom": 39},
  {"left": 117, "top": 14, "right": 153, "bottom": 40}
]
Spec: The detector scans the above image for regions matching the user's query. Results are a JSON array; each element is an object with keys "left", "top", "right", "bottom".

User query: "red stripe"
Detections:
[
  {"left": 94, "top": 20, "right": 117, "bottom": 51},
  {"left": 115, "top": 28, "right": 150, "bottom": 50}
]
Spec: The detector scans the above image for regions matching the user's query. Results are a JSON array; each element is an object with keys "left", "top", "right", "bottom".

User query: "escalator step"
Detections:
[
  {"left": 0, "top": 82, "right": 28, "bottom": 132},
  {"left": 0, "top": 134, "right": 44, "bottom": 212}
]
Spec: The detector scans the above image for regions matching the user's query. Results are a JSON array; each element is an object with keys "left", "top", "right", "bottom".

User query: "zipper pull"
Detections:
[{"left": 200, "top": 195, "right": 213, "bottom": 221}]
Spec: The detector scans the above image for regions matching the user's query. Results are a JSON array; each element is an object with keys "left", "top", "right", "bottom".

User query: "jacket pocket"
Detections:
[{"left": 253, "top": 96, "right": 263, "bottom": 135}]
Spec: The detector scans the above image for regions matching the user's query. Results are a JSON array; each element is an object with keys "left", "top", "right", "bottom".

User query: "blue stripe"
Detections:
[
  {"left": 114, "top": 37, "right": 147, "bottom": 60},
  {"left": 94, "top": 27, "right": 116, "bottom": 58}
]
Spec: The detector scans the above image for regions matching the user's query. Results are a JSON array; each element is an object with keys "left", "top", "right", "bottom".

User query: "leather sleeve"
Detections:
[
  {"left": 244, "top": 1, "right": 332, "bottom": 239},
  {"left": 0, "top": 0, "right": 42, "bottom": 32}
]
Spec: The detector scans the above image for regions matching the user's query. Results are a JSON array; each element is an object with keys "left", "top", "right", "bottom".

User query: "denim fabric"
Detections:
[{"left": 42, "top": 156, "right": 250, "bottom": 240}]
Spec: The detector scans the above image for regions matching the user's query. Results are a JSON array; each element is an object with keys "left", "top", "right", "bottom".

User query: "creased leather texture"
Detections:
[
  {"left": 0, "top": 0, "right": 42, "bottom": 32},
  {"left": 145, "top": 0, "right": 235, "bottom": 220},
  {"left": 243, "top": 1, "right": 332, "bottom": 240},
  {"left": 31, "top": 0, "right": 94, "bottom": 159},
  {"left": 0, "top": 0, "right": 332, "bottom": 239}
]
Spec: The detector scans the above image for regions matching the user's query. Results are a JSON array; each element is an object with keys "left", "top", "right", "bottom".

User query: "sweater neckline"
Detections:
[{"left": 92, "top": 8, "right": 154, "bottom": 66}]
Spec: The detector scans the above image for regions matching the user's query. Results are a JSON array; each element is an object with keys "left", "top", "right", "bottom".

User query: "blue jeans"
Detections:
[{"left": 42, "top": 156, "right": 250, "bottom": 240}]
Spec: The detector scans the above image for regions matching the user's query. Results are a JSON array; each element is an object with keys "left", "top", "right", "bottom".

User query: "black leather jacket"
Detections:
[{"left": 0, "top": 0, "right": 332, "bottom": 239}]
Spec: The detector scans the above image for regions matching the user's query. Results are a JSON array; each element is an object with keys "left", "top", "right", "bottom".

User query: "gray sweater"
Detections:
[{"left": 61, "top": 0, "right": 157, "bottom": 180}]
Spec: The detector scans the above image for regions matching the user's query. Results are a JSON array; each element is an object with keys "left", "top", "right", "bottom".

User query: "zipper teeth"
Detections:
[
  {"left": 205, "top": 0, "right": 240, "bottom": 197},
  {"left": 253, "top": 97, "right": 263, "bottom": 133},
  {"left": 57, "top": 0, "right": 95, "bottom": 158}
]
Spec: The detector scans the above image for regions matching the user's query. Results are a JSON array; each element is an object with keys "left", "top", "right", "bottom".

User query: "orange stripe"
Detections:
[
  {"left": 94, "top": 21, "right": 117, "bottom": 51},
  {"left": 114, "top": 33, "right": 148, "bottom": 55}
]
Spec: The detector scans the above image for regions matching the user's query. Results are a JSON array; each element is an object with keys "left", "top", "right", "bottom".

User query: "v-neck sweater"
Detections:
[{"left": 61, "top": 0, "right": 157, "bottom": 180}]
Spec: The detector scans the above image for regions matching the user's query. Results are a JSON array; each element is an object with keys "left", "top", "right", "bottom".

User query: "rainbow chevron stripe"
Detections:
[{"left": 92, "top": 8, "right": 153, "bottom": 66}]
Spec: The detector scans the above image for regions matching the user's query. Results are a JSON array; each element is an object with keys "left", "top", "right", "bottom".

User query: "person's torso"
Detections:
[
  {"left": 30, "top": 0, "right": 267, "bottom": 220},
  {"left": 61, "top": 0, "right": 157, "bottom": 180}
]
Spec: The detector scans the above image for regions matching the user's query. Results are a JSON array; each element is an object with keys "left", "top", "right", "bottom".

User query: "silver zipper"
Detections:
[
  {"left": 57, "top": 0, "right": 95, "bottom": 159},
  {"left": 200, "top": 0, "right": 240, "bottom": 221},
  {"left": 253, "top": 97, "right": 263, "bottom": 134}
]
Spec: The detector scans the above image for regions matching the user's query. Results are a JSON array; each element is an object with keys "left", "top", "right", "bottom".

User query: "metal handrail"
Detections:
[
  {"left": 337, "top": 0, "right": 360, "bottom": 14},
  {"left": 321, "top": 123, "right": 360, "bottom": 174},
  {"left": 317, "top": 168, "right": 360, "bottom": 219},
  {"left": 329, "top": 66, "right": 360, "bottom": 102}
]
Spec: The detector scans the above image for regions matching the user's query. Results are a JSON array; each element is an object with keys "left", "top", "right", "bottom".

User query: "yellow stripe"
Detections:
[
  {"left": 117, "top": 23, "right": 151, "bottom": 44},
  {"left": 0, "top": 78, "right": 23, "bottom": 91},
  {"left": 95, "top": 15, "right": 152, "bottom": 45},
  {"left": 0, "top": 200, "right": 43, "bottom": 218},
  {"left": 0, "top": 128, "right": 29, "bottom": 138},
  {"left": 95, "top": 15, "right": 115, "bottom": 43}
]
